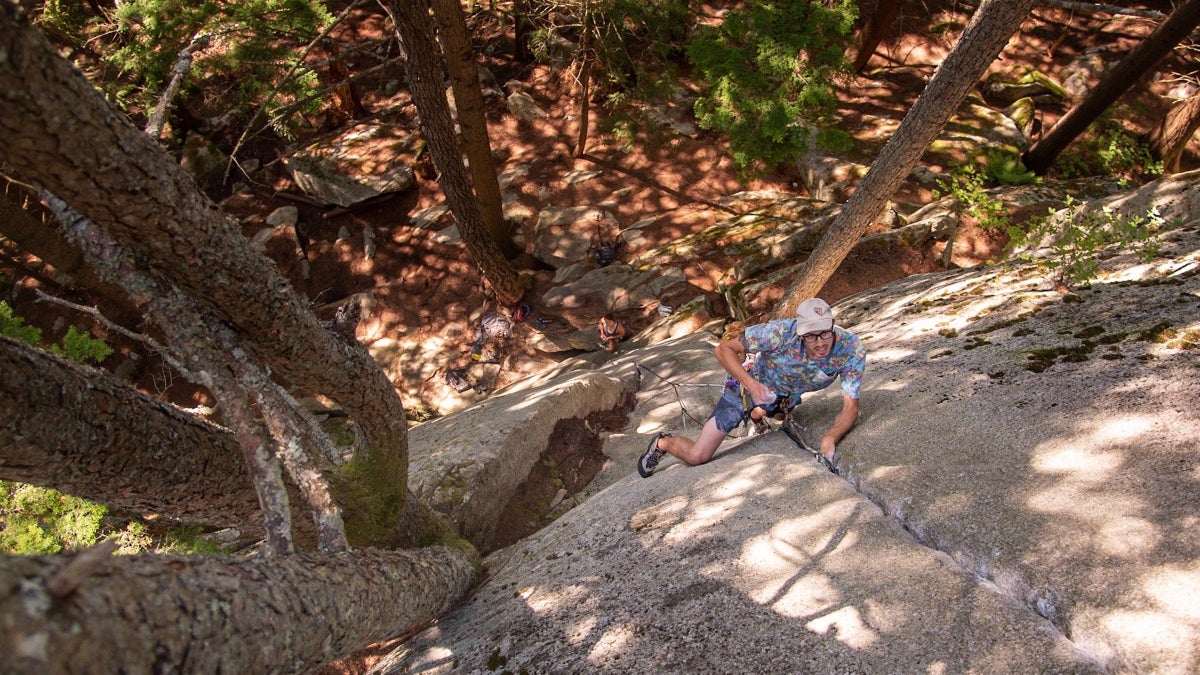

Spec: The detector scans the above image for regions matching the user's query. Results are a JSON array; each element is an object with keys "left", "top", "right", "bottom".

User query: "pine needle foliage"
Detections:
[
  {"left": 523, "top": 0, "right": 691, "bottom": 135},
  {"left": 687, "top": 0, "right": 857, "bottom": 176},
  {"left": 104, "top": 0, "right": 332, "bottom": 135}
]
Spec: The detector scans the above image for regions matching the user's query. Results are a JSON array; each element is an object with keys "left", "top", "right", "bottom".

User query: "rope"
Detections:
[{"left": 634, "top": 362, "right": 720, "bottom": 432}]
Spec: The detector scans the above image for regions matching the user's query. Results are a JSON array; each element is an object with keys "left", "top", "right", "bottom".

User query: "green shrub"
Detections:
[
  {"left": 1054, "top": 117, "right": 1163, "bottom": 182},
  {"left": 102, "top": 0, "right": 332, "bottom": 137},
  {"left": 933, "top": 163, "right": 1009, "bottom": 231},
  {"left": 982, "top": 147, "right": 1039, "bottom": 186},
  {"left": 0, "top": 301, "right": 42, "bottom": 346},
  {"left": 50, "top": 325, "right": 114, "bottom": 365},
  {"left": 0, "top": 480, "right": 106, "bottom": 555},
  {"left": 687, "top": 0, "right": 857, "bottom": 175},
  {"left": 1009, "top": 197, "right": 1168, "bottom": 287},
  {"left": 161, "top": 523, "right": 223, "bottom": 555}
]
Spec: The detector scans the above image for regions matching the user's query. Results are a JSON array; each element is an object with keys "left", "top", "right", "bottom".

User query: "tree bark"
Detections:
[
  {"left": 0, "top": 4, "right": 415, "bottom": 547},
  {"left": 574, "top": 2, "right": 593, "bottom": 157},
  {"left": 854, "top": 0, "right": 906, "bottom": 73},
  {"left": 776, "top": 0, "right": 1039, "bottom": 315},
  {"left": 384, "top": 0, "right": 525, "bottom": 306},
  {"left": 513, "top": 0, "right": 532, "bottom": 63},
  {"left": 430, "top": 0, "right": 517, "bottom": 254},
  {"left": 0, "top": 546, "right": 477, "bottom": 673},
  {"left": 0, "top": 335, "right": 278, "bottom": 535},
  {"left": 1146, "top": 92, "right": 1200, "bottom": 173},
  {"left": 1023, "top": 0, "right": 1200, "bottom": 175}
]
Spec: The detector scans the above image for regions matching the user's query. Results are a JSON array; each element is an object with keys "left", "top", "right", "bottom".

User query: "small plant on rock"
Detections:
[
  {"left": 933, "top": 163, "right": 1009, "bottom": 231},
  {"left": 1007, "top": 197, "right": 1168, "bottom": 288}
]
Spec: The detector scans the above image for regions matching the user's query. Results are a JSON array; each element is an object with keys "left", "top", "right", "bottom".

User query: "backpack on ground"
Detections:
[{"left": 445, "top": 367, "right": 472, "bottom": 393}]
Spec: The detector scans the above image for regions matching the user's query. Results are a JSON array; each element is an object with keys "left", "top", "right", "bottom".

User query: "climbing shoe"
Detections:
[{"left": 638, "top": 432, "right": 669, "bottom": 478}]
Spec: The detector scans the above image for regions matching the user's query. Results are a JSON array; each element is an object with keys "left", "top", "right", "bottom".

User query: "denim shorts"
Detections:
[{"left": 710, "top": 386, "right": 791, "bottom": 433}]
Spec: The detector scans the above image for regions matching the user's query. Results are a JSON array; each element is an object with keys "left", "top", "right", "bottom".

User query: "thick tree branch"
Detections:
[
  {"left": 1, "top": 5, "right": 416, "bottom": 547},
  {"left": 0, "top": 335, "right": 275, "bottom": 535},
  {"left": 0, "top": 546, "right": 477, "bottom": 673}
]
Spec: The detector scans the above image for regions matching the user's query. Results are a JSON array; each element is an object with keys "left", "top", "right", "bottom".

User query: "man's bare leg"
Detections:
[{"left": 658, "top": 417, "right": 729, "bottom": 466}]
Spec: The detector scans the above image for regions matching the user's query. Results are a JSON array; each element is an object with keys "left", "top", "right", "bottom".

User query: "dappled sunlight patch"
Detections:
[
  {"left": 659, "top": 483, "right": 756, "bottom": 545},
  {"left": 1097, "top": 609, "right": 1194, "bottom": 666},
  {"left": 1095, "top": 516, "right": 1161, "bottom": 557},
  {"left": 564, "top": 614, "right": 598, "bottom": 645},
  {"left": 523, "top": 583, "right": 590, "bottom": 615},
  {"left": 736, "top": 500, "right": 863, "bottom": 610},
  {"left": 866, "top": 464, "right": 911, "bottom": 481},
  {"left": 1031, "top": 446, "right": 1124, "bottom": 480},
  {"left": 499, "top": 372, "right": 602, "bottom": 414},
  {"left": 585, "top": 624, "right": 636, "bottom": 665},
  {"left": 1144, "top": 563, "right": 1200, "bottom": 621},
  {"left": 805, "top": 606, "right": 880, "bottom": 649},
  {"left": 763, "top": 571, "right": 841, "bottom": 621},
  {"left": 1026, "top": 483, "right": 1159, "bottom": 558},
  {"left": 629, "top": 494, "right": 691, "bottom": 534},
  {"left": 865, "top": 346, "right": 918, "bottom": 365},
  {"left": 636, "top": 402, "right": 703, "bottom": 433},
  {"left": 929, "top": 492, "right": 973, "bottom": 519}
]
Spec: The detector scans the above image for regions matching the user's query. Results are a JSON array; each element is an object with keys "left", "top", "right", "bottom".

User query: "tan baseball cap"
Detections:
[{"left": 796, "top": 298, "right": 834, "bottom": 335}]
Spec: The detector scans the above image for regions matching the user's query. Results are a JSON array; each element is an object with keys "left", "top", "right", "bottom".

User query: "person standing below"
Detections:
[
  {"left": 598, "top": 313, "right": 626, "bottom": 352},
  {"left": 638, "top": 298, "right": 865, "bottom": 477}
]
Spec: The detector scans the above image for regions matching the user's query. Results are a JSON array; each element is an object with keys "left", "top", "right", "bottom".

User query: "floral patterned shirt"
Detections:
[{"left": 736, "top": 321, "right": 866, "bottom": 400}]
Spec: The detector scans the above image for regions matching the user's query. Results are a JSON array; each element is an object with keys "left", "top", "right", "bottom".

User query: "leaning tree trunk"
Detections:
[
  {"left": 0, "top": 546, "right": 477, "bottom": 673},
  {"left": 0, "top": 4, "right": 417, "bottom": 547},
  {"left": 853, "top": 0, "right": 907, "bottom": 73},
  {"left": 385, "top": 0, "right": 525, "bottom": 306},
  {"left": 0, "top": 335, "right": 288, "bottom": 537},
  {"left": 1023, "top": 0, "right": 1200, "bottom": 175},
  {"left": 776, "top": 0, "right": 1039, "bottom": 315},
  {"left": 430, "top": 0, "right": 517, "bottom": 255},
  {"left": 1146, "top": 91, "right": 1200, "bottom": 173}
]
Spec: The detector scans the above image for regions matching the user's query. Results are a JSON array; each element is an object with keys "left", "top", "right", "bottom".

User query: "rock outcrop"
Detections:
[{"left": 390, "top": 177, "right": 1200, "bottom": 673}]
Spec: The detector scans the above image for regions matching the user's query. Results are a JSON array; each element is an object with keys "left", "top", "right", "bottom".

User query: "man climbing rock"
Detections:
[{"left": 638, "top": 298, "right": 865, "bottom": 477}]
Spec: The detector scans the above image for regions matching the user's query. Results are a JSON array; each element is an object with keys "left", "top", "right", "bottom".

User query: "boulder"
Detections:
[
  {"left": 539, "top": 263, "right": 688, "bottom": 313},
  {"left": 533, "top": 205, "right": 621, "bottom": 268},
  {"left": 378, "top": 209, "right": 1200, "bottom": 672},
  {"left": 282, "top": 123, "right": 418, "bottom": 208},
  {"left": 406, "top": 368, "right": 631, "bottom": 551}
]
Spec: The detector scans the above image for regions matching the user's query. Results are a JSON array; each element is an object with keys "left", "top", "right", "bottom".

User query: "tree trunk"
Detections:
[
  {"left": 1023, "top": 0, "right": 1200, "bottom": 175},
  {"left": 384, "top": 0, "right": 525, "bottom": 306},
  {"left": 513, "top": 0, "right": 532, "bottom": 63},
  {"left": 0, "top": 335, "right": 288, "bottom": 537},
  {"left": 0, "top": 546, "right": 477, "bottom": 673},
  {"left": 1146, "top": 92, "right": 1200, "bottom": 173},
  {"left": 0, "top": 4, "right": 417, "bottom": 547},
  {"left": 776, "top": 0, "right": 1039, "bottom": 315},
  {"left": 430, "top": 0, "right": 517, "bottom": 255},
  {"left": 854, "top": 0, "right": 906, "bottom": 73},
  {"left": 574, "top": 2, "right": 593, "bottom": 157}
]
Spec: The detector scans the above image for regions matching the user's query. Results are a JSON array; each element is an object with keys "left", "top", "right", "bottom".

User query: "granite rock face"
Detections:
[{"left": 389, "top": 178, "right": 1200, "bottom": 674}]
